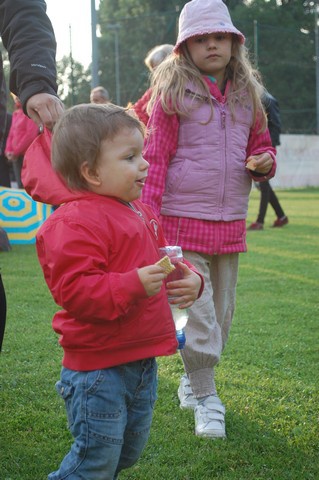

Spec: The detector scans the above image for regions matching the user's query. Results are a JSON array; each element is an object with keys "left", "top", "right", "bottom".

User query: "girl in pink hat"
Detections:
[{"left": 142, "top": 0, "right": 276, "bottom": 439}]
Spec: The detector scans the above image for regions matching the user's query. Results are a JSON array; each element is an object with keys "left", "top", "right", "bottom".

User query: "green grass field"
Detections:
[{"left": 0, "top": 188, "right": 318, "bottom": 480}]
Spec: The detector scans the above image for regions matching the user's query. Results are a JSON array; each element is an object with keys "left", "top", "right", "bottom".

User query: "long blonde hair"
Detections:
[{"left": 147, "top": 35, "right": 267, "bottom": 130}]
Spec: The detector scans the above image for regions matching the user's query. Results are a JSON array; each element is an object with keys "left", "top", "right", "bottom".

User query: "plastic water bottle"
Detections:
[{"left": 159, "top": 246, "right": 188, "bottom": 349}]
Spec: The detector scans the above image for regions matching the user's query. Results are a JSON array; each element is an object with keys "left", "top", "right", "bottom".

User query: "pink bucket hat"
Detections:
[{"left": 174, "top": 0, "right": 245, "bottom": 53}]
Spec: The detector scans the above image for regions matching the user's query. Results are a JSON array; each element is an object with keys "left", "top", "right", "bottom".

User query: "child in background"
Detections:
[
  {"left": 142, "top": 0, "right": 276, "bottom": 439},
  {"left": 23, "top": 103, "right": 202, "bottom": 479},
  {"left": 133, "top": 44, "right": 174, "bottom": 125},
  {"left": 248, "top": 91, "right": 288, "bottom": 230},
  {"left": 5, "top": 94, "right": 39, "bottom": 188},
  {"left": 0, "top": 112, "right": 12, "bottom": 187}
]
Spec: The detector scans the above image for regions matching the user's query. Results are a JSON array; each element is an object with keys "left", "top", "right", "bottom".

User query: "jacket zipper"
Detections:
[{"left": 220, "top": 104, "right": 227, "bottom": 219}]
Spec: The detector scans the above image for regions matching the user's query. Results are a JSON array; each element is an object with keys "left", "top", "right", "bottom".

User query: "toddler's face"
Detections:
[
  {"left": 95, "top": 127, "right": 149, "bottom": 203},
  {"left": 186, "top": 32, "right": 232, "bottom": 85}
]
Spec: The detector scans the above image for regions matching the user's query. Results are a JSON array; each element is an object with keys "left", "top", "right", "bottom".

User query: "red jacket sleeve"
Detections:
[
  {"left": 246, "top": 116, "right": 277, "bottom": 182},
  {"left": 36, "top": 220, "right": 148, "bottom": 324}
]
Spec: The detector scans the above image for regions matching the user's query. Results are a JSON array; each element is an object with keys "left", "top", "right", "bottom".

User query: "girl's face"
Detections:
[
  {"left": 186, "top": 32, "right": 232, "bottom": 87},
  {"left": 89, "top": 127, "right": 149, "bottom": 203}
]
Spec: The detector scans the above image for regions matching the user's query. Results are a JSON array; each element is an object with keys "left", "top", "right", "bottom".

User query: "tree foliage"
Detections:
[
  {"left": 97, "top": 0, "right": 185, "bottom": 105},
  {"left": 231, "top": 0, "right": 317, "bottom": 133},
  {"left": 56, "top": 56, "right": 91, "bottom": 107}
]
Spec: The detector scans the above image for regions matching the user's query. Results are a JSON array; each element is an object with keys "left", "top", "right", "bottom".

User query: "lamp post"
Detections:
[
  {"left": 91, "top": 0, "right": 99, "bottom": 88},
  {"left": 253, "top": 19, "right": 258, "bottom": 68},
  {"left": 315, "top": 2, "right": 319, "bottom": 134},
  {"left": 69, "top": 24, "right": 75, "bottom": 105},
  {"left": 108, "top": 24, "right": 121, "bottom": 106}
]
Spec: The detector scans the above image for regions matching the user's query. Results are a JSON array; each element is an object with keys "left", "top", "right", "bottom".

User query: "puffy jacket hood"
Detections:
[{"left": 22, "top": 128, "right": 90, "bottom": 205}]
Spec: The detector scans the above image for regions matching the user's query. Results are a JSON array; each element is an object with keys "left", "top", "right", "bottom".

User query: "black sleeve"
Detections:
[
  {"left": 263, "top": 92, "right": 281, "bottom": 147},
  {"left": 0, "top": 0, "right": 58, "bottom": 114}
]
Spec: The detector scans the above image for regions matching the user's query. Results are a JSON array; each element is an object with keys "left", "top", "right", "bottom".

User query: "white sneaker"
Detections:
[
  {"left": 194, "top": 396, "right": 226, "bottom": 439},
  {"left": 178, "top": 375, "right": 198, "bottom": 409}
]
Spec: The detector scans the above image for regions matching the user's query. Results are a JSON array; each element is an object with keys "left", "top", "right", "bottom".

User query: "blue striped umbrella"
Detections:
[{"left": 0, "top": 187, "right": 53, "bottom": 244}]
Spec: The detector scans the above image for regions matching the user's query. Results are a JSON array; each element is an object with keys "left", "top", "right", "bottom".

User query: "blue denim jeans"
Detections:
[{"left": 48, "top": 358, "right": 157, "bottom": 480}]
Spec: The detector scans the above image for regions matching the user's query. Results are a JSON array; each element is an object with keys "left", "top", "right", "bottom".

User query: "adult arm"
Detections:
[
  {"left": 263, "top": 93, "right": 281, "bottom": 147},
  {"left": 0, "top": 0, "right": 64, "bottom": 128}
]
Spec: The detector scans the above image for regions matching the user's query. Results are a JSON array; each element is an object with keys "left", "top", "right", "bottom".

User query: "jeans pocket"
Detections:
[{"left": 55, "top": 380, "right": 75, "bottom": 428}]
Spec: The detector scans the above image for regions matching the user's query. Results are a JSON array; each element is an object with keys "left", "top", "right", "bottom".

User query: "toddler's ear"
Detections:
[{"left": 80, "top": 162, "right": 101, "bottom": 186}]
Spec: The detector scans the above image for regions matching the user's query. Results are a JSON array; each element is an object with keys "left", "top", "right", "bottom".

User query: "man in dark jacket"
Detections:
[
  {"left": 0, "top": 0, "right": 64, "bottom": 351},
  {"left": 248, "top": 92, "right": 288, "bottom": 230},
  {"left": 0, "top": 0, "right": 64, "bottom": 147}
]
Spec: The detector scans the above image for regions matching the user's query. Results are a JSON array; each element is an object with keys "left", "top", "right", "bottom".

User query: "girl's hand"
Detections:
[
  {"left": 166, "top": 263, "right": 201, "bottom": 309},
  {"left": 137, "top": 265, "right": 167, "bottom": 297},
  {"left": 246, "top": 153, "right": 273, "bottom": 174}
]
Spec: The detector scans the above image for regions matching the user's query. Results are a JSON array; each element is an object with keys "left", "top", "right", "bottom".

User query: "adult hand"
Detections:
[{"left": 26, "top": 93, "right": 64, "bottom": 131}]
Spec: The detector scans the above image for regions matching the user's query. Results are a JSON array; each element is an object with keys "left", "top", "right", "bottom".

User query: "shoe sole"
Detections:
[
  {"left": 195, "top": 429, "right": 226, "bottom": 439},
  {"left": 180, "top": 402, "right": 197, "bottom": 410}
]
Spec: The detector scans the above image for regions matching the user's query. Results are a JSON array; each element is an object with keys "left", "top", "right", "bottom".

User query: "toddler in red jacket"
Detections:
[{"left": 25, "top": 103, "right": 202, "bottom": 480}]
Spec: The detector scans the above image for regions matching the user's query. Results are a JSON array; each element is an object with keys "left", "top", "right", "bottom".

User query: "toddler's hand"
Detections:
[
  {"left": 166, "top": 263, "right": 201, "bottom": 309},
  {"left": 246, "top": 153, "right": 273, "bottom": 174},
  {"left": 137, "top": 265, "right": 167, "bottom": 297}
]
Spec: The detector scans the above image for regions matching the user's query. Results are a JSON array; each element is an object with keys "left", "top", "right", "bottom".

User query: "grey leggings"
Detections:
[{"left": 181, "top": 251, "right": 239, "bottom": 398}]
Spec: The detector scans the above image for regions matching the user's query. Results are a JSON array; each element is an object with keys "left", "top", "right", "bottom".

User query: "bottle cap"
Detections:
[{"left": 176, "top": 329, "right": 186, "bottom": 349}]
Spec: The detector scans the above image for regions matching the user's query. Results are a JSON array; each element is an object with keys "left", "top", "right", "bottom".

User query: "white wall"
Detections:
[{"left": 272, "top": 134, "right": 319, "bottom": 188}]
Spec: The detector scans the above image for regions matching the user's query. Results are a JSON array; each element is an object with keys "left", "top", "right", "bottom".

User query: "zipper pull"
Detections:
[{"left": 221, "top": 110, "right": 226, "bottom": 129}]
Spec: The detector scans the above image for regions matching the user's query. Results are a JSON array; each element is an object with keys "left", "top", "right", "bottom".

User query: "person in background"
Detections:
[
  {"left": 248, "top": 91, "right": 288, "bottom": 230},
  {"left": 5, "top": 94, "right": 39, "bottom": 188},
  {"left": 0, "top": 0, "right": 64, "bottom": 353},
  {"left": 133, "top": 44, "right": 174, "bottom": 125},
  {"left": 90, "top": 85, "right": 110, "bottom": 104},
  {"left": 142, "top": 0, "right": 276, "bottom": 439},
  {"left": 23, "top": 103, "right": 203, "bottom": 479},
  {"left": 0, "top": 112, "right": 12, "bottom": 187}
]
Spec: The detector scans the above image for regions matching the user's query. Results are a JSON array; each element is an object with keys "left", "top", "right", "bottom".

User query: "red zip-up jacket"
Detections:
[{"left": 22, "top": 130, "right": 203, "bottom": 371}]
